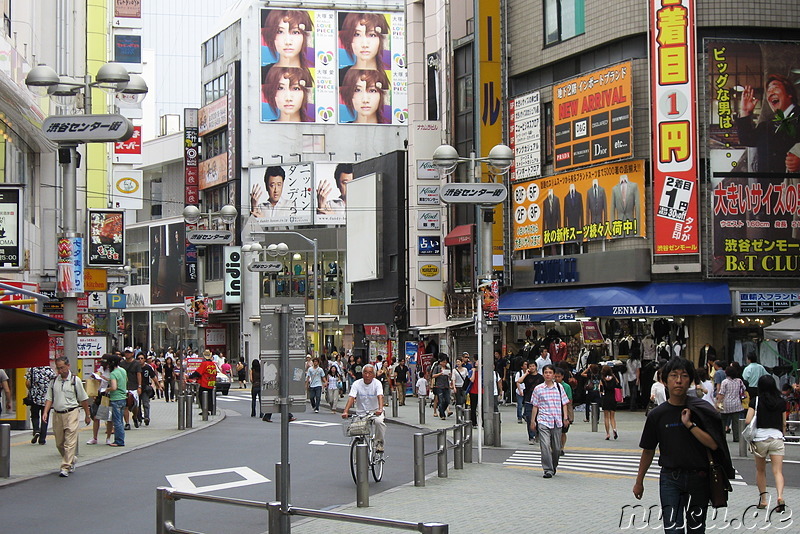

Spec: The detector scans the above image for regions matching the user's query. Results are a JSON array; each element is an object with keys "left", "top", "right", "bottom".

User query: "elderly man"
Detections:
[
  {"left": 341, "top": 364, "right": 386, "bottom": 452},
  {"left": 42, "top": 356, "right": 92, "bottom": 477}
]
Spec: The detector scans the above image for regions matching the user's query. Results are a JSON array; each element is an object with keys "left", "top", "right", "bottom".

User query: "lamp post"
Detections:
[
  {"left": 183, "top": 204, "right": 238, "bottom": 299},
  {"left": 25, "top": 63, "right": 148, "bottom": 360},
  {"left": 432, "top": 143, "right": 513, "bottom": 453}
]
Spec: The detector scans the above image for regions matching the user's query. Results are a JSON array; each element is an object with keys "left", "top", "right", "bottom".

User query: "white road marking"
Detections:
[
  {"left": 166, "top": 467, "right": 270, "bottom": 494},
  {"left": 291, "top": 420, "right": 341, "bottom": 428},
  {"left": 309, "top": 440, "right": 350, "bottom": 447}
]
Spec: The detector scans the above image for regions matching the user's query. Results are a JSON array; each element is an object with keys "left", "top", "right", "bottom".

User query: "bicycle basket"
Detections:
[{"left": 345, "top": 418, "right": 371, "bottom": 436}]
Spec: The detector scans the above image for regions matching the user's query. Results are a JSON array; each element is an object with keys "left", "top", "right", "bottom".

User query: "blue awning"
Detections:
[{"left": 499, "top": 282, "right": 731, "bottom": 321}]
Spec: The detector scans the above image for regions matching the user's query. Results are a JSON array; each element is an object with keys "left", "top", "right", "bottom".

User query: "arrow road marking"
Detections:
[{"left": 166, "top": 466, "right": 270, "bottom": 494}]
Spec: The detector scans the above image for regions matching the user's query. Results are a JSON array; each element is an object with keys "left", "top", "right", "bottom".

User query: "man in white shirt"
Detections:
[
  {"left": 535, "top": 347, "right": 553, "bottom": 373},
  {"left": 341, "top": 364, "right": 386, "bottom": 452}
]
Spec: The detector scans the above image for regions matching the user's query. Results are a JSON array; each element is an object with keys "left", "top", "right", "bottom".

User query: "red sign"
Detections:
[
  {"left": 364, "top": 324, "right": 387, "bottom": 337},
  {"left": 114, "top": 126, "right": 141, "bottom": 155},
  {"left": 650, "top": 0, "right": 700, "bottom": 255}
]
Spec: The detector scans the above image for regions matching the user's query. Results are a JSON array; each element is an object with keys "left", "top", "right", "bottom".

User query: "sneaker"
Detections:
[
  {"left": 559, "top": 450, "right": 565, "bottom": 456},
  {"left": 59, "top": 469, "right": 69, "bottom": 478},
  {"left": 124, "top": 424, "right": 131, "bottom": 430},
  {"left": 68, "top": 463, "right": 75, "bottom": 472},
  {"left": 133, "top": 418, "right": 140, "bottom": 428},
  {"left": 288, "top": 416, "right": 297, "bottom": 422},
  {"left": 517, "top": 418, "right": 524, "bottom": 424},
  {"left": 543, "top": 473, "right": 553, "bottom": 479},
  {"left": 314, "top": 409, "right": 319, "bottom": 413},
  {"left": 375, "top": 440, "right": 384, "bottom": 453},
  {"left": 86, "top": 438, "right": 98, "bottom": 445},
  {"left": 144, "top": 418, "right": 150, "bottom": 426},
  {"left": 31, "top": 432, "right": 40, "bottom": 444},
  {"left": 529, "top": 438, "right": 537, "bottom": 445}
]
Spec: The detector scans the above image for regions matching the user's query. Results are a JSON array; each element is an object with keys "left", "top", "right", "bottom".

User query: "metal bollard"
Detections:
[
  {"left": 185, "top": 393, "right": 193, "bottom": 429},
  {"left": 454, "top": 424, "right": 464, "bottom": 470},
  {"left": 418, "top": 396, "right": 426, "bottom": 425},
  {"left": 391, "top": 392, "right": 398, "bottom": 418},
  {"left": 356, "top": 442, "right": 369, "bottom": 507},
  {"left": 0, "top": 423, "right": 10, "bottom": 478},
  {"left": 493, "top": 411, "right": 502, "bottom": 447},
  {"left": 267, "top": 501, "right": 283, "bottom": 534},
  {"left": 156, "top": 487, "right": 176, "bottom": 534},
  {"left": 437, "top": 429, "right": 447, "bottom": 478},
  {"left": 200, "top": 391, "right": 209, "bottom": 421},
  {"left": 463, "top": 424, "right": 473, "bottom": 463},
  {"left": 177, "top": 392, "right": 185, "bottom": 430},
  {"left": 275, "top": 463, "right": 291, "bottom": 503},
  {"left": 420, "top": 524, "right": 449, "bottom": 534},
  {"left": 413, "top": 433, "right": 425, "bottom": 487},
  {"left": 591, "top": 403, "right": 600, "bottom": 432}
]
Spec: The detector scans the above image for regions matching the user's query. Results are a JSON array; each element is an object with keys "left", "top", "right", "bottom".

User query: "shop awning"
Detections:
[
  {"left": 764, "top": 316, "right": 800, "bottom": 341},
  {"left": 444, "top": 224, "right": 474, "bottom": 246},
  {"left": 498, "top": 282, "right": 731, "bottom": 321},
  {"left": 0, "top": 304, "right": 82, "bottom": 368},
  {"left": 413, "top": 319, "right": 474, "bottom": 335}
]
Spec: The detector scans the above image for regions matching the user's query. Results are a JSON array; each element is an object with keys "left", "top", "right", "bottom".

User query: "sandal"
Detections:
[
  {"left": 774, "top": 499, "right": 786, "bottom": 513},
  {"left": 757, "top": 492, "right": 769, "bottom": 510}
]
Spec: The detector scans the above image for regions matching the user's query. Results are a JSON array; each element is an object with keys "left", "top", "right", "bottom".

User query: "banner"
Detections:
[
  {"left": 87, "top": 210, "right": 124, "bottom": 267},
  {"left": 509, "top": 90, "right": 541, "bottom": 183},
  {"left": 553, "top": 61, "right": 632, "bottom": 172},
  {"left": 57, "top": 237, "right": 84, "bottom": 296},
  {"left": 512, "top": 160, "right": 646, "bottom": 250},
  {"left": 248, "top": 163, "right": 313, "bottom": 226},
  {"left": 650, "top": 0, "right": 700, "bottom": 255},
  {"left": 0, "top": 186, "right": 22, "bottom": 269}
]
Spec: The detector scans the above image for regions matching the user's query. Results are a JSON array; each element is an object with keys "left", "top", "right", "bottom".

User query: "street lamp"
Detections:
[
  {"left": 433, "top": 143, "right": 512, "bottom": 452},
  {"left": 183, "top": 204, "right": 238, "bottom": 300},
  {"left": 25, "top": 62, "right": 148, "bottom": 364}
]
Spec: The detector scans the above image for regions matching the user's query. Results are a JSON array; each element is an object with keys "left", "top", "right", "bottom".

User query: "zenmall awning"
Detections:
[
  {"left": 444, "top": 224, "right": 474, "bottom": 246},
  {"left": 0, "top": 304, "right": 81, "bottom": 368},
  {"left": 498, "top": 282, "right": 731, "bottom": 321}
]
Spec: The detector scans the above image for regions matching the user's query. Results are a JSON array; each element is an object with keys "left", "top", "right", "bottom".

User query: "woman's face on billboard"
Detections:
[
  {"left": 351, "top": 24, "right": 380, "bottom": 69},
  {"left": 274, "top": 21, "right": 304, "bottom": 66},
  {"left": 352, "top": 78, "right": 381, "bottom": 123}
]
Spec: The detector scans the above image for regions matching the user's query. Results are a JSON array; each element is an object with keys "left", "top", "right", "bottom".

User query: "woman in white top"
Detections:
[
  {"left": 744, "top": 375, "right": 787, "bottom": 512},
  {"left": 513, "top": 361, "right": 529, "bottom": 422},
  {"left": 649, "top": 369, "right": 667, "bottom": 406},
  {"left": 451, "top": 358, "right": 469, "bottom": 408},
  {"left": 87, "top": 356, "right": 113, "bottom": 445}
]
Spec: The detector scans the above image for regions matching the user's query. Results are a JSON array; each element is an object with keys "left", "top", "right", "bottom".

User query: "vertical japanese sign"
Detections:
[
  {"left": 57, "top": 237, "right": 84, "bottom": 296},
  {"left": 509, "top": 90, "right": 541, "bottom": 183},
  {"left": 227, "top": 61, "right": 240, "bottom": 209},
  {"left": 477, "top": 0, "right": 504, "bottom": 264},
  {"left": 0, "top": 186, "right": 22, "bottom": 269},
  {"left": 87, "top": 210, "right": 125, "bottom": 267},
  {"left": 184, "top": 108, "right": 199, "bottom": 282},
  {"left": 650, "top": 0, "right": 700, "bottom": 255},
  {"left": 113, "top": 125, "right": 141, "bottom": 164}
]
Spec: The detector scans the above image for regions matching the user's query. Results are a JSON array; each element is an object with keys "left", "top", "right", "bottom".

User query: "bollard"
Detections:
[
  {"left": 267, "top": 501, "right": 283, "bottom": 534},
  {"left": 493, "top": 411, "right": 502, "bottom": 447},
  {"left": 156, "top": 487, "right": 176, "bottom": 534},
  {"left": 437, "top": 429, "right": 448, "bottom": 478},
  {"left": 420, "top": 524, "right": 449, "bottom": 534},
  {"left": 454, "top": 424, "right": 464, "bottom": 470},
  {"left": 418, "top": 396, "right": 426, "bottom": 425},
  {"left": 0, "top": 423, "right": 10, "bottom": 478},
  {"left": 464, "top": 424, "right": 473, "bottom": 464},
  {"left": 413, "top": 433, "right": 425, "bottom": 486},
  {"left": 185, "top": 393, "right": 193, "bottom": 429},
  {"left": 591, "top": 403, "right": 600, "bottom": 432},
  {"left": 391, "top": 391, "right": 398, "bottom": 418},
  {"left": 200, "top": 391, "right": 209, "bottom": 421},
  {"left": 356, "top": 442, "right": 369, "bottom": 507},
  {"left": 177, "top": 392, "right": 185, "bottom": 430}
]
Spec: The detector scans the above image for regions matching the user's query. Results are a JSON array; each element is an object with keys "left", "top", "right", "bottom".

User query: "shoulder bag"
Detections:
[
  {"left": 706, "top": 448, "right": 731, "bottom": 508},
  {"left": 741, "top": 397, "right": 758, "bottom": 445}
]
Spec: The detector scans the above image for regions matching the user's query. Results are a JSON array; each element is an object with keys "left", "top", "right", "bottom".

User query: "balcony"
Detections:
[{"left": 445, "top": 284, "right": 476, "bottom": 319}]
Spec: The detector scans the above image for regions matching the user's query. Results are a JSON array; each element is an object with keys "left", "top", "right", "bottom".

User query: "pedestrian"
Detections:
[
  {"left": 742, "top": 354, "right": 768, "bottom": 402},
  {"left": 535, "top": 347, "right": 552, "bottom": 373},
  {"left": 250, "top": 359, "right": 262, "bottom": 418},
  {"left": 375, "top": 354, "right": 390, "bottom": 405},
  {"left": 581, "top": 363, "right": 602, "bottom": 422},
  {"left": 221, "top": 357, "right": 232, "bottom": 380},
  {"left": 554, "top": 367, "right": 574, "bottom": 455},
  {"left": 306, "top": 357, "right": 325, "bottom": 413},
  {"left": 393, "top": 358, "right": 409, "bottom": 406},
  {"left": 530, "top": 365, "right": 570, "bottom": 478},
  {"left": 716, "top": 365, "right": 747, "bottom": 441},
  {"left": 190, "top": 350, "right": 218, "bottom": 415},
  {"left": 326, "top": 364, "right": 340, "bottom": 411},
  {"left": 745, "top": 375, "right": 787, "bottom": 513},
  {"left": 25, "top": 364, "right": 57, "bottom": 445},
  {"left": 712, "top": 360, "right": 726, "bottom": 396},
  {"left": 0, "top": 367, "right": 12, "bottom": 413},
  {"left": 163, "top": 356, "right": 176, "bottom": 402},
  {"left": 107, "top": 354, "right": 127, "bottom": 447},
  {"left": 633, "top": 357, "right": 733, "bottom": 533},
  {"left": 696, "top": 368, "right": 715, "bottom": 406},
  {"left": 432, "top": 355, "right": 452, "bottom": 419},
  {"left": 41, "top": 356, "right": 92, "bottom": 477},
  {"left": 624, "top": 350, "right": 641, "bottom": 411},
  {"left": 650, "top": 368, "right": 667, "bottom": 407},
  {"left": 600, "top": 364, "right": 620, "bottom": 440},
  {"left": 415, "top": 371, "right": 429, "bottom": 401},
  {"left": 86, "top": 356, "right": 113, "bottom": 445},
  {"left": 236, "top": 359, "right": 247, "bottom": 388},
  {"left": 513, "top": 361, "right": 529, "bottom": 423},
  {"left": 451, "top": 358, "right": 468, "bottom": 409},
  {"left": 519, "top": 362, "right": 544, "bottom": 443},
  {"left": 138, "top": 354, "right": 161, "bottom": 425},
  {"left": 153, "top": 356, "right": 164, "bottom": 399},
  {"left": 120, "top": 347, "right": 143, "bottom": 429}
]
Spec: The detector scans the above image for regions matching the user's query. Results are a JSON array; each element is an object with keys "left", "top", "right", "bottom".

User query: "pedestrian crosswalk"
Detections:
[
  {"left": 503, "top": 449, "right": 746, "bottom": 485},
  {"left": 215, "top": 393, "right": 250, "bottom": 402}
]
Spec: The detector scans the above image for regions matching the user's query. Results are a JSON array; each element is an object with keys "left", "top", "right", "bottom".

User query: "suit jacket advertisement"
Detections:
[{"left": 512, "top": 160, "right": 645, "bottom": 251}]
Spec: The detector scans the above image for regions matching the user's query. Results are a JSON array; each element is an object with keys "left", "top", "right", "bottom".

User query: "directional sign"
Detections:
[
  {"left": 248, "top": 260, "right": 284, "bottom": 272},
  {"left": 187, "top": 230, "right": 233, "bottom": 244},
  {"left": 439, "top": 183, "right": 508, "bottom": 204},
  {"left": 43, "top": 114, "right": 135, "bottom": 143}
]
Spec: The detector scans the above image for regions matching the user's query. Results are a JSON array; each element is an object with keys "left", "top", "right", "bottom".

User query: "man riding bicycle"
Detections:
[{"left": 341, "top": 364, "right": 386, "bottom": 452}]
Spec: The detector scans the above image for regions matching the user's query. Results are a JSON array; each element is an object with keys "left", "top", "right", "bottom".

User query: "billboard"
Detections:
[
  {"left": 553, "top": 61, "right": 633, "bottom": 172},
  {"left": 150, "top": 223, "right": 194, "bottom": 305},
  {"left": 87, "top": 210, "right": 125, "bottom": 267},
  {"left": 248, "top": 163, "right": 313, "bottom": 226},
  {"left": 259, "top": 8, "right": 406, "bottom": 125},
  {"left": 650, "top": 0, "right": 699, "bottom": 255},
  {"left": 313, "top": 162, "right": 352, "bottom": 225},
  {"left": 0, "top": 186, "right": 22, "bottom": 269},
  {"left": 198, "top": 96, "right": 228, "bottom": 136},
  {"left": 198, "top": 152, "right": 228, "bottom": 190},
  {"left": 512, "top": 160, "right": 646, "bottom": 250}
]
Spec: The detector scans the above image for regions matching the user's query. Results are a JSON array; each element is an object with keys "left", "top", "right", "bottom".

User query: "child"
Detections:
[{"left": 415, "top": 372, "right": 429, "bottom": 399}]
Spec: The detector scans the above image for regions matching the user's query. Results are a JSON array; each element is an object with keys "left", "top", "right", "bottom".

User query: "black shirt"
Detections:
[
  {"left": 523, "top": 373, "right": 544, "bottom": 404},
  {"left": 395, "top": 364, "right": 408, "bottom": 384},
  {"left": 640, "top": 402, "right": 708, "bottom": 470},
  {"left": 141, "top": 363, "right": 156, "bottom": 388},
  {"left": 756, "top": 398, "right": 787, "bottom": 431},
  {"left": 120, "top": 359, "right": 142, "bottom": 391}
]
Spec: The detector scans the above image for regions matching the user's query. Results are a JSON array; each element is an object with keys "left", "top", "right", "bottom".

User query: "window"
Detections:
[
  {"left": 203, "top": 32, "right": 224, "bottom": 66},
  {"left": 203, "top": 74, "right": 227, "bottom": 105},
  {"left": 202, "top": 130, "right": 227, "bottom": 160},
  {"left": 544, "top": 0, "right": 585, "bottom": 46},
  {"left": 3, "top": 0, "right": 10, "bottom": 38}
]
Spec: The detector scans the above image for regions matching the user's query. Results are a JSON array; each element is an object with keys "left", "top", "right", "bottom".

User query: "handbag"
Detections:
[
  {"left": 95, "top": 396, "right": 111, "bottom": 420},
  {"left": 741, "top": 397, "right": 758, "bottom": 445},
  {"left": 614, "top": 387, "right": 624, "bottom": 403},
  {"left": 22, "top": 396, "right": 33, "bottom": 406},
  {"left": 706, "top": 448, "right": 732, "bottom": 508}
]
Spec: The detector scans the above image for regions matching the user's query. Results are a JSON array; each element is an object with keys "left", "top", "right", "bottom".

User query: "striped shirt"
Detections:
[{"left": 532, "top": 382, "right": 569, "bottom": 428}]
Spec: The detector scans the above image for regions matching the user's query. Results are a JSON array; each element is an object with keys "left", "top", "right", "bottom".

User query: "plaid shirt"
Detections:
[{"left": 532, "top": 382, "right": 569, "bottom": 428}]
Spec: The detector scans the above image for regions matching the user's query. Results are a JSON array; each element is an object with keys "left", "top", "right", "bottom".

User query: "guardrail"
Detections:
[{"left": 413, "top": 406, "right": 472, "bottom": 487}]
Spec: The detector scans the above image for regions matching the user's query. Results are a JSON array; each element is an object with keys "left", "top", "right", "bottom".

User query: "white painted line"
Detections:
[
  {"left": 166, "top": 466, "right": 270, "bottom": 494},
  {"left": 309, "top": 440, "right": 350, "bottom": 447},
  {"left": 291, "top": 420, "right": 341, "bottom": 428}
]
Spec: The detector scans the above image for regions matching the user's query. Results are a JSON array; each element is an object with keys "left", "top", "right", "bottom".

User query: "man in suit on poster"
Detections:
[
  {"left": 542, "top": 188, "right": 561, "bottom": 232},
  {"left": 562, "top": 183, "right": 583, "bottom": 240},
  {"left": 611, "top": 174, "right": 639, "bottom": 235},
  {"left": 585, "top": 179, "right": 607, "bottom": 239}
]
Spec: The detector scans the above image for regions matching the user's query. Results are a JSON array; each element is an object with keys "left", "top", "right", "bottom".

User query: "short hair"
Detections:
[
  {"left": 553, "top": 367, "right": 564, "bottom": 376},
  {"left": 262, "top": 67, "right": 314, "bottom": 122},
  {"left": 766, "top": 74, "right": 798, "bottom": 106},
  {"left": 339, "top": 12, "right": 388, "bottom": 71},
  {"left": 339, "top": 68, "right": 389, "bottom": 124},
  {"left": 55, "top": 356, "right": 69, "bottom": 366},
  {"left": 746, "top": 354, "right": 758, "bottom": 364},
  {"left": 264, "top": 166, "right": 285, "bottom": 185},
  {"left": 661, "top": 356, "right": 695, "bottom": 383},
  {"left": 262, "top": 10, "right": 314, "bottom": 69},
  {"left": 362, "top": 364, "right": 375, "bottom": 373},
  {"left": 541, "top": 364, "right": 555, "bottom": 373},
  {"left": 334, "top": 163, "right": 353, "bottom": 189}
]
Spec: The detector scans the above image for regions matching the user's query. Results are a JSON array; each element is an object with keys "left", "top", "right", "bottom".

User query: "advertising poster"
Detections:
[
  {"left": 112, "top": 169, "right": 143, "bottom": 210},
  {"left": 650, "top": 0, "right": 699, "bottom": 255},
  {"left": 0, "top": 186, "right": 22, "bottom": 269},
  {"left": 150, "top": 223, "right": 194, "bottom": 305},
  {"left": 198, "top": 152, "right": 228, "bottom": 190},
  {"left": 552, "top": 61, "right": 632, "bottom": 172},
  {"left": 115, "top": 0, "right": 141, "bottom": 18},
  {"left": 509, "top": 90, "right": 541, "bottom": 183},
  {"left": 87, "top": 210, "right": 124, "bottom": 267},
  {"left": 198, "top": 96, "right": 228, "bottom": 136},
  {"left": 114, "top": 34, "right": 141, "bottom": 64},
  {"left": 705, "top": 40, "right": 800, "bottom": 276},
  {"left": 481, "top": 279, "right": 498, "bottom": 320},
  {"left": 248, "top": 163, "right": 313, "bottom": 227},
  {"left": 313, "top": 162, "right": 352, "bottom": 225},
  {"left": 259, "top": 9, "right": 406, "bottom": 125},
  {"left": 57, "top": 237, "right": 84, "bottom": 295},
  {"left": 512, "top": 160, "right": 646, "bottom": 250}
]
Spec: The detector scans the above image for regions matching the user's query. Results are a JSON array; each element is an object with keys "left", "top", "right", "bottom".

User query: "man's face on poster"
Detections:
[
  {"left": 266, "top": 174, "right": 284, "bottom": 204},
  {"left": 766, "top": 80, "right": 793, "bottom": 113},
  {"left": 337, "top": 172, "right": 353, "bottom": 201}
]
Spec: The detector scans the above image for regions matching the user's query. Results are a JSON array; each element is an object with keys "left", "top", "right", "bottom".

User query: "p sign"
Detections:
[{"left": 108, "top": 293, "right": 127, "bottom": 309}]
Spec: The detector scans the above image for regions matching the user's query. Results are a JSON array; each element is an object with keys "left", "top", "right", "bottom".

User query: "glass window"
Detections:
[{"left": 545, "top": 0, "right": 585, "bottom": 46}]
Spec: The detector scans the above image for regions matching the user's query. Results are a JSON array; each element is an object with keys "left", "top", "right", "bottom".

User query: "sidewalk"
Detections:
[{"left": 1, "top": 395, "right": 223, "bottom": 487}]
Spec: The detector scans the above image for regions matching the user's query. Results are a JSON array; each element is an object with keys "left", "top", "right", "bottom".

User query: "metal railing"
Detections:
[
  {"left": 156, "top": 487, "right": 448, "bottom": 534},
  {"left": 413, "top": 407, "right": 472, "bottom": 486}
]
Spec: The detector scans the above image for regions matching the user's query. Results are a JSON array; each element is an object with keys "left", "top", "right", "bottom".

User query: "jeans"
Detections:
[
  {"left": 516, "top": 394, "right": 525, "bottom": 420},
  {"left": 437, "top": 388, "right": 451, "bottom": 418},
  {"left": 111, "top": 398, "right": 126, "bottom": 446},
  {"left": 721, "top": 411, "right": 745, "bottom": 442},
  {"left": 659, "top": 469, "right": 710, "bottom": 533},
  {"left": 537, "top": 425, "right": 563, "bottom": 476},
  {"left": 30, "top": 404, "right": 49, "bottom": 443},
  {"left": 251, "top": 386, "right": 262, "bottom": 417},
  {"left": 309, "top": 386, "right": 322, "bottom": 410},
  {"left": 524, "top": 403, "right": 537, "bottom": 440},
  {"left": 140, "top": 389, "right": 151, "bottom": 420}
]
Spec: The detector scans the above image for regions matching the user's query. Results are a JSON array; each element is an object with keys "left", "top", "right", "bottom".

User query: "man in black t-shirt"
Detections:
[
  {"left": 633, "top": 357, "right": 727, "bottom": 533},
  {"left": 138, "top": 355, "right": 161, "bottom": 425},
  {"left": 519, "top": 362, "right": 545, "bottom": 443}
]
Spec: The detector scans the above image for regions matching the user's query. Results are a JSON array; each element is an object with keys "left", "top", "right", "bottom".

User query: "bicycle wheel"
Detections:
[
  {"left": 371, "top": 447, "right": 384, "bottom": 482},
  {"left": 350, "top": 438, "right": 360, "bottom": 484}
]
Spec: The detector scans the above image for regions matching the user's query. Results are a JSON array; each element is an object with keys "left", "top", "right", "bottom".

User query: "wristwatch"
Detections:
[{"left": 688, "top": 422, "right": 697, "bottom": 430}]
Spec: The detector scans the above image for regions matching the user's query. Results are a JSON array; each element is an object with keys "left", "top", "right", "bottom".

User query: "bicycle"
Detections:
[{"left": 344, "top": 412, "right": 384, "bottom": 483}]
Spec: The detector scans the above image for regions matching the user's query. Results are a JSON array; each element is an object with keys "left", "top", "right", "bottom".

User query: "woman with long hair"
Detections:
[
  {"left": 262, "top": 66, "right": 314, "bottom": 122},
  {"left": 262, "top": 10, "right": 314, "bottom": 69},
  {"left": 339, "top": 68, "right": 389, "bottom": 124},
  {"left": 339, "top": 12, "right": 388, "bottom": 71},
  {"left": 745, "top": 375, "right": 787, "bottom": 512},
  {"left": 600, "top": 364, "right": 620, "bottom": 440}
]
